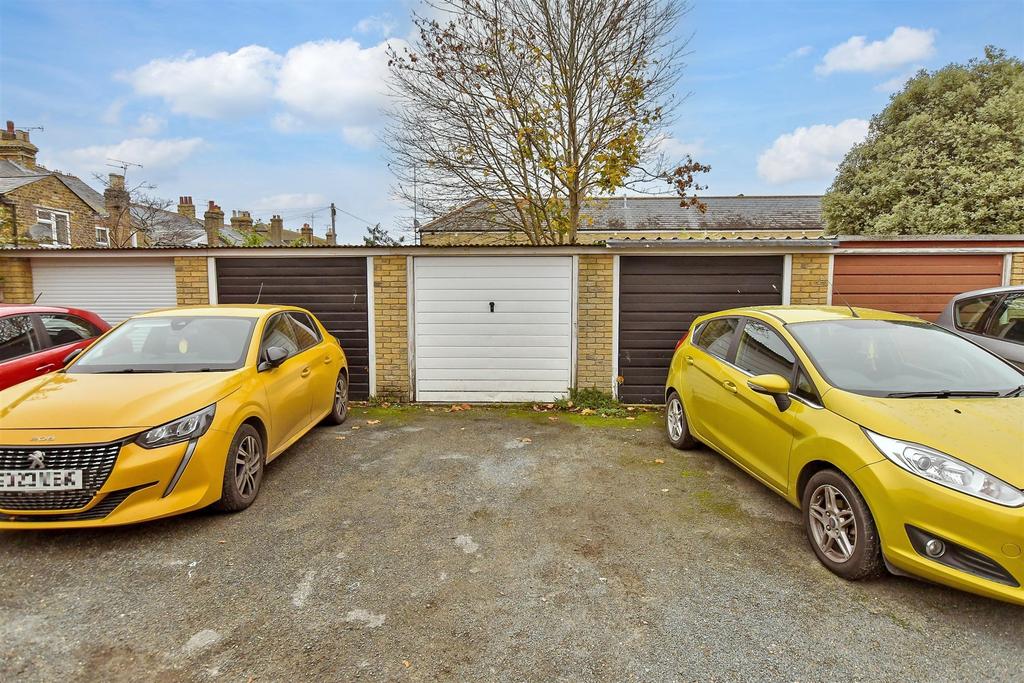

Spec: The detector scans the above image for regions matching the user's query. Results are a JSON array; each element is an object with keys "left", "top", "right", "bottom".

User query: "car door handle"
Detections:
[
  {"left": 301, "top": 367, "right": 311, "bottom": 378},
  {"left": 36, "top": 364, "right": 56, "bottom": 372},
  {"left": 323, "top": 356, "right": 333, "bottom": 365},
  {"left": 722, "top": 380, "right": 738, "bottom": 394},
  {"left": 685, "top": 355, "right": 694, "bottom": 366}
]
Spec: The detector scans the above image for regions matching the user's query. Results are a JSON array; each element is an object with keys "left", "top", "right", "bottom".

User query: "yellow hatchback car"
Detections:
[
  {"left": 665, "top": 306, "right": 1024, "bottom": 606},
  {"left": 0, "top": 305, "right": 349, "bottom": 528}
]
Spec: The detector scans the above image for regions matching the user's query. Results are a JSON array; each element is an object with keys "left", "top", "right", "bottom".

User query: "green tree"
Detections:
[
  {"left": 823, "top": 47, "right": 1024, "bottom": 235},
  {"left": 363, "top": 223, "right": 405, "bottom": 246}
]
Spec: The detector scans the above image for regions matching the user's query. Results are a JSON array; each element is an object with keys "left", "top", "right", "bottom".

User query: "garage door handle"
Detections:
[
  {"left": 722, "top": 380, "right": 738, "bottom": 394},
  {"left": 301, "top": 367, "right": 311, "bottom": 378},
  {"left": 36, "top": 363, "right": 56, "bottom": 372},
  {"left": 685, "top": 356, "right": 694, "bottom": 366}
]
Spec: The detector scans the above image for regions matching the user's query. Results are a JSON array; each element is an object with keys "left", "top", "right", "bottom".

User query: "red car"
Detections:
[{"left": 0, "top": 305, "right": 110, "bottom": 391}]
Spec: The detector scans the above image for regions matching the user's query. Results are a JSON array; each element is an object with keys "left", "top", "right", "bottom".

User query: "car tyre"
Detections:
[
  {"left": 323, "top": 371, "right": 349, "bottom": 425},
  {"left": 213, "top": 424, "right": 265, "bottom": 513},
  {"left": 802, "top": 469, "right": 886, "bottom": 581},
  {"left": 665, "top": 391, "right": 697, "bottom": 449}
]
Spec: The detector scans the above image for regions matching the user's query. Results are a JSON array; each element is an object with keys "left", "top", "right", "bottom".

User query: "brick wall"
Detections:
[
  {"left": 373, "top": 255, "right": 410, "bottom": 399},
  {"left": 174, "top": 256, "right": 209, "bottom": 305},
  {"left": 5, "top": 176, "right": 101, "bottom": 247},
  {"left": 577, "top": 255, "right": 614, "bottom": 391},
  {"left": 790, "top": 253, "right": 830, "bottom": 305},
  {"left": 0, "top": 256, "right": 33, "bottom": 303},
  {"left": 1011, "top": 253, "right": 1024, "bottom": 286}
]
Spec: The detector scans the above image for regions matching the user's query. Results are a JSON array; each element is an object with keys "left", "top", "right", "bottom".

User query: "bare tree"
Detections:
[
  {"left": 92, "top": 174, "right": 182, "bottom": 247},
  {"left": 387, "top": 0, "right": 708, "bottom": 245}
]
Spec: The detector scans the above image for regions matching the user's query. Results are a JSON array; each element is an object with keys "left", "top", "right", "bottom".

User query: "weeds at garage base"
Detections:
[{"left": 550, "top": 388, "right": 658, "bottom": 419}]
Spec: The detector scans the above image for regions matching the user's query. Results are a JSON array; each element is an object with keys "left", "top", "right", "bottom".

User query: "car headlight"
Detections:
[
  {"left": 865, "top": 429, "right": 1024, "bottom": 507},
  {"left": 137, "top": 405, "right": 216, "bottom": 449}
]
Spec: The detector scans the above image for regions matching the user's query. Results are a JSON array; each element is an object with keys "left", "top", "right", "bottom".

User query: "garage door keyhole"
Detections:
[{"left": 489, "top": 301, "right": 495, "bottom": 313}]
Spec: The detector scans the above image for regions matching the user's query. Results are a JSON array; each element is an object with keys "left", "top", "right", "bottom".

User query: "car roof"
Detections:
[
  {"left": 948, "top": 285, "right": 1023, "bottom": 301},
  {"left": 133, "top": 304, "right": 303, "bottom": 319},
  {"left": 0, "top": 303, "right": 95, "bottom": 317},
  {"left": 713, "top": 305, "right": 925, "bottom": 324}
]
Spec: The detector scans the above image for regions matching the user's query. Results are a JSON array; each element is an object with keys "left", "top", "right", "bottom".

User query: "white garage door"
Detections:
[
  {"left": 32, "top": 257, "right": 178, "bottom": 324},
  {"left": 414, "top": 256, "right": 574, "bottom": 402}
]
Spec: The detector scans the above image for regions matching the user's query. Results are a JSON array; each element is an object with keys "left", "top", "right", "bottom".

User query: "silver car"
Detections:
[{"left": 936, "top": 286, "right": 1024, "bottom": 369}]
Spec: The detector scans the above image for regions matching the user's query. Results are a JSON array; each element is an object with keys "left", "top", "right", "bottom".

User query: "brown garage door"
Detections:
[
  {"left": 618, "top": 255, "right": 784, "bottom": 404},
  {"left": 215, "top": 257, "right": 370, "bottom": 399},
  {"left": 832, "top": 254, "right": 1004, "bottom": 321}
]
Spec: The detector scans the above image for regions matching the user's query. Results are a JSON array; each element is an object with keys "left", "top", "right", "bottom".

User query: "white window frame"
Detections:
[
  {"left": 35, "top": 207, "right": 72, "bottom": 247},
  {"left": 95, "top": 226, "right": 110, "bottom": 247}
]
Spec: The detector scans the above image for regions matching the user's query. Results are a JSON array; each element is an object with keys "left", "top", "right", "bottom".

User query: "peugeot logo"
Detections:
[{"left": 26, "top": 451, "right": 46, "bottom": 470}]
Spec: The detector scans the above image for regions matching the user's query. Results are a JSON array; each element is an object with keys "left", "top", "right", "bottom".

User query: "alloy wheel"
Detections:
[
  {"left": 234, "top": 435, "right": 262, "bottom": 498},
  {"left": 667, "top": 397, "right": 684, "bottom": 441},
  {"left": 808, "top": 483, "right": 858, "bottom": 563},
  {"left": 335, "top": 375, "right": 348, "bottom": 413}
]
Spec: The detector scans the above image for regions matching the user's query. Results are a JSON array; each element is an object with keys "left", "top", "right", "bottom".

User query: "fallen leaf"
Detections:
[
  {"left": 626, "top": 406, "right": 635, "bottom": 412},
  {"left": 351, "top": 426, "right": 361, "bottom": 430},
  {"left": 519, "top": 437, "right": 532, "bottom": 443},
  {"left": 654, "top": 459, "right": 665, "bottom": 464},
  {"left": 403, "top": 660, "right": 411, "bottom": 668},
  {"left": 661, "top": 488, "right": 669, "bottom": 493},
  {"left": 544, "top": 403, "right": 554, "bottom": 410},
  {"left": 367, "top": 419, "right": 381, "bottom": 425},
  {"left": 460, "top": 403, "right": 471, "bottom": 411},
  {"left": 548, "top": 416, "right": 559, "bottom": 421},
  {"left": 335, "top": 436, "right": 347, "bottom": 441},
  {"left": 625, "top": 417, "right": 636, "bottom": 421},
  {"left": 580, "top": 408, "right": 595, "bottom": 416}
]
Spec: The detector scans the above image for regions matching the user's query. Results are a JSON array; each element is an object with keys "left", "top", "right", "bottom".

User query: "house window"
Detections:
[
  {"left": 96, "top": 227, "right": 110, "bottom": 247},
  {"left": 36, "top": 208, "right": 71, "bottom": 246}
]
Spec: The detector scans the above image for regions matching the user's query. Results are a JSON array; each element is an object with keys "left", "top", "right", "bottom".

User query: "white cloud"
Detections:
[
  {"left": 355, "top": 14, "right": 396, "bottom": 37},
  {"left": 65, "top": 137, "right": 204, "bottom": 172},
  {"left": 275, "top": 39, "right": 401, "bottom": 131},
  {"left": 125, "top": 46, "right": 282, "bottom": 118},
  {"left": 251, "top": 193, "right": 327, "bottom": 211},
  {"left": 134, "top": 113, "right": 166, "bottom": 136},
  {"left": 757, "top": 119, "right": 868, "bottom": 184},
  {"left": 101, "top": 99, "right": 125, "bottom": 125},
  {"left": 873, "top": 67, "right": 921, "bottom": 93},
  {"left": 816, "top": 27, "right": 935, "bottom": 75},
  {"left": 655, "top": 136, "right": 706, "bottom": 160},
  {"left": 788, "top": 45, "right": 813, "bottom": 59}
]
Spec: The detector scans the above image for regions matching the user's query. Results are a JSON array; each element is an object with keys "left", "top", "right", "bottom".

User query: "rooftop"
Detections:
[{"left": 747, "top": 306, "right": 923, "bottom": 324}]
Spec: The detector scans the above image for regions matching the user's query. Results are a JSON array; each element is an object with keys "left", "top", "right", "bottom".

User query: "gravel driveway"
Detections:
[{"left": 2, "top": 405, "right": 1021, "bottom": 682}]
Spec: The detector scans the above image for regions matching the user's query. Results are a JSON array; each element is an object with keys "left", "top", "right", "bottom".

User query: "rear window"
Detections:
[
  {"left": 954, "top": 295, "right": 998, "bottom": 333},
  {"left": 0, "top": 315, "right": 38, "bottom": 362},
  {"left": 695, "top": 318, "right": 738, "bottom": 359}
]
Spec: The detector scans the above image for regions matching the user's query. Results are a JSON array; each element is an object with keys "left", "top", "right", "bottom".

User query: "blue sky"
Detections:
[{"left": 1, "top": 0, "right": 1020, "bottom": 243}]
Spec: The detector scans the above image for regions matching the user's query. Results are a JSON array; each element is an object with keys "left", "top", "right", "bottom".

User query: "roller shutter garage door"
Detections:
[
  {"left": 832, "top": 254, "right": 1005, "bottom": 321},
  {"left": 414, "top": 256, "right": 573, "bottom": 402},
  {"left": 618, "top": 255, "right": 784, "bottom": 403},
  {"left": 215, "top": 257, "right": 370, "bottom": 399},
  {"left": 32, "top": 257, "right": 177, "bottom": 324}
]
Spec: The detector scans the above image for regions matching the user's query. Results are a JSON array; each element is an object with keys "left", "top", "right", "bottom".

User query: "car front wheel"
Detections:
[
  {"left": 802, "top": 469, "right": 886, "bottom": 581},
  {"left": 213, "top": 424, "right": 265, "bottom": 513},
  {"left": 665, "top": 391, "right": 697, "bottom": 449}
]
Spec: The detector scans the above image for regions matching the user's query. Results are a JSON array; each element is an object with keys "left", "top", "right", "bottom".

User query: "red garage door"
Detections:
[{"left": 833, "top": 254, "right": 1005, "bottom": 321}]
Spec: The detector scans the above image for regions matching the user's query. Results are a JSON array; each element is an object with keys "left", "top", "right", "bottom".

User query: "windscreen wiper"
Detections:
[
  {"left": 886, "top": 390, "right": 1002, "bottom": 398},
  {"left": 1003, "top": 384, "right": 1024, "bottom": 398},
  {"left": 97, "top": 368, "right": 172, "bottom": 374}
]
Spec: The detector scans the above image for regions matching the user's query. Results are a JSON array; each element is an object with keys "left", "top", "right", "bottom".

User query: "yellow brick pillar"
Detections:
[
  {"left": 1011, "top": 253, "right": 1024, "bottom": 286},
  {"left": 174, "top": 256, "right": 210, "bottom": 305},
  {"left": 789, "top": 253, "right": 831, "bottom": 305},
  {"left": 576, "top": 254, "right": 615, "bottom": 391},
  {"left": 0, "top": 257, "right": 34, "bottom": 303},
  {"left": 373, "top": 255, "right": 410, "bottom": 400}
]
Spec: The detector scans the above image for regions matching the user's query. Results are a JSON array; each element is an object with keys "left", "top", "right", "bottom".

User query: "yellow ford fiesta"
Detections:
[
  {"left": 0, "top": 305, "right": 349, "bottom": 528},
  {"left": 665, "top": 306, "right": 1024, "bottom": 606}
]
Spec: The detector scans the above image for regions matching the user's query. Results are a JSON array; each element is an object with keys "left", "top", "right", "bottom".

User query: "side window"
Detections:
[
  {"left": 696, "top": 318, "right": 739, "bottom": 359},
  {"left": 986, "top": 294, "right": 1024, "bottom": 344},
  {"left": 734, "top": 320, "right": 796, "bottom": 378},
  {"left": 793, "top": 367, "right": 821, "bottom": 405},
  {"left": 287, "top": 312, "right": 321, "bottom": 351},
  {"left": 39, "top": 314, "right": 102, "bottom": 347},
  {"left": 0, "top": 315, "right": 39, "bottom": 362},
  {"left": 260, "top": 314, "right": 300, "bottom": 359},
  {"left": 955, "top": 295, "right": 997, "bottom": 333}
]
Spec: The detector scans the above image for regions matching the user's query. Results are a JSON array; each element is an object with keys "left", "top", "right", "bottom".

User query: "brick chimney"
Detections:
[
  {"left": 177, "top": 196, "right": 196, "bottom": 220},
  {"left": 204, "top": 200, "right": 225, "bottom": 246},
  {"left": 326, "top": 231, "right": 337, "bottom": 246},
  {"left": 104, "top": 173, "right": 131, "bottom": 244},
  {"left": 301, "top": 223, "right": 314, "bottom": 245},
  {"left": 269, "top": 215, "right": 284, "bottom": 245},
  {"left": 230, "top": 210, "right": 254, "bottom": 234},
  {"left": 0, "top": 121, "right": 39, "bottom": 168}
]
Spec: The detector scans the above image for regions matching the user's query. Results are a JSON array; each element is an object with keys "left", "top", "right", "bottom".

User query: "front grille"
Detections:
[
  {"left": 0, "top": 442, "right": 123, "bottom": 511},
  {"left": 0, "top": 483, "right": 152, "bottom": 523}
]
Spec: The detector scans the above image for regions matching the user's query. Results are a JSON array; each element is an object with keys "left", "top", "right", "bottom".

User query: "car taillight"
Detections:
[{"left": 674, "top": 330, "right": 690, "bottom": 351}]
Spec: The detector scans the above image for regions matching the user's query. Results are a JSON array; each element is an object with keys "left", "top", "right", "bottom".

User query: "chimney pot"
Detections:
[{"left": 5, "top": 121, "right": 13, "bottom": 133}]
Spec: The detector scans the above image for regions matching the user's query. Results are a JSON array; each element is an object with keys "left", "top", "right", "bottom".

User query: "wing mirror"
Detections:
[
  {"left": 62, "top": 348, "right": 83, "bottom": 366},
  {"left": 259, "top": 346, "right": 289, "bottom": 371},
  {"left": 747, "top": 373, "right": 792, "bottom": 412}
]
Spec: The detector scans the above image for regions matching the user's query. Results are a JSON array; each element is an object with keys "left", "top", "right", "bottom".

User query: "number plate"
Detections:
[{"left": 0, "top": 470, "right": 84, "bottom": 491}]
